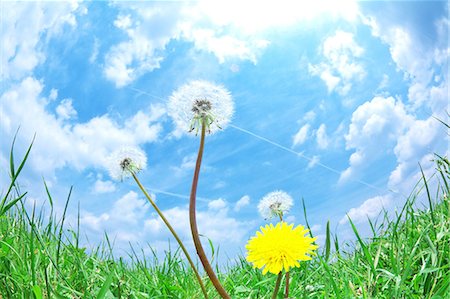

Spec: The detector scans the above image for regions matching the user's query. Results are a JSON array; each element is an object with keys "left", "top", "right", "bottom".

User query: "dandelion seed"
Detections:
[
  {"left": 107, "top": 147, "right": 147, "bottom": 181},
  {"left": 167, "top": 80, "right": 234, "bottom": 135},
  {"left": 246, "top": 222, "right": 318, "bottom": 275},
  {"left": 258, "top": 190, "right": 293, "bottom": 220}
]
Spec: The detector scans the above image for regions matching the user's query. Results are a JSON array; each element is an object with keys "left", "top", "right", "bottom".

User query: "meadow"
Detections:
[{"left": 0, "top": 134, "right": 448, "bottom": 299}]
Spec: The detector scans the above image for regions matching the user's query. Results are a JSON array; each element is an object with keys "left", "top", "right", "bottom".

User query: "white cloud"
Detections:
[
  {"left": 389, "top": 118, "right": 444, "bottom": 191},
  {"left": 234, "top": 195, "right": 250, "bottom": 212},
  {"left": 56, "top": 99, "right": 77, "bottom": 121},
  {"left": 92, "top": 179, "right": 116, "bottom": 194},
  {"left": 208, "top": 198, "right": 228, "bottom": 211},
  {"left": 309, "top": 30, "right": 366, "bottom": 95},
  {"left": 303, "top": 110, "right": 317, "bottom": 122},
  {"left": 316, "top": 124, "right": 329, "bottom": 149},
  {"left": 292, "top": 124, "right": 310, "bottom": 147},
  {"left": 186, "top": 29, "right": 269, "bottom": 64},
  {"left": 1, "top": 1, "right": 84, "bottom": 81},
  {"left": 307, "top": 155, "right": 320, "bottom": 169},
  {"left": 110, "top": 191, "right": 149, "bottom": 225},
  {"left": 340, "top": 96, "right": 414, "bottom": 183},
  {"left": 363, "top": 15, "right": 448, "bottom": 114},
  {"left": 0, "top": 77, "right": 163, "bottom": 177},
  {"left": 358, "top": 13, "right": 449, "bottom": 192},
  {"left": 144, "top": 204, "right": 250, "bottom": 244},
  {"left": 339, "top": 195, "right": 391, "bottom": 225},
  {"left": 104, "top": 1, "right": 360, "bottom": 87}
]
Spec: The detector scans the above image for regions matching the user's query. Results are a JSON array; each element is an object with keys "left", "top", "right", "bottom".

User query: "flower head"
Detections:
[
  {"left": 246, "top": 222, "right": 318, "bottom": 275},
  {"left": 168, "top": 80, "right": 234, "bottom": 135},
  {"left": 258, "top": 190, "right": 293, "bottom": 220},
  {"left": 107, "top": 147, "right": 147, "bottom": 181}
]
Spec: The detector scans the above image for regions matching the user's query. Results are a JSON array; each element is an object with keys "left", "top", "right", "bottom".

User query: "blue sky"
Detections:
[{"left": 1, "top": 1, "right": 448, "bottom": 262}]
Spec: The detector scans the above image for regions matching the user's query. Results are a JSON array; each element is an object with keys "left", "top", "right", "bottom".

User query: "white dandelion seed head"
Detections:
[
  {"left": 258, "top": 190, "right": 294, "bottom": 220},
  {"left": 107, "top": 147, "right": 147, "bottom": 181},
  {"left": 167, "top": 80, "right": 234, "bottom": 135}
]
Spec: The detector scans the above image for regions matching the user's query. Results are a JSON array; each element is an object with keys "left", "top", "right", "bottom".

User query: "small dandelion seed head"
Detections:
[
  {"left": 168, "top": 80, "right": 234, "bottom": 136},
  {"left": 107, "top": 147, "right": 147, "bottom": 181},
  {"left": 258, "top": 190, "right": 293, "bottom": 220}
]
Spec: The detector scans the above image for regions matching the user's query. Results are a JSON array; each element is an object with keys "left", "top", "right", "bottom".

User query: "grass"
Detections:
[{"left": 0, "top": 140, "right": 449, "bottom": 298}]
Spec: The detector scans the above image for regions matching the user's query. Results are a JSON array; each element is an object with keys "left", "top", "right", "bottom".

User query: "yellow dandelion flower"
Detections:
[{"left": 246, "top": 222, "right": 318, "bottom": 275}]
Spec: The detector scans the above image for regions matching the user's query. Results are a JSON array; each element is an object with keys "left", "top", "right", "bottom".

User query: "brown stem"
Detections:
[
  {"left": 132, "top": 173, "right": 209, "bottom": 299},
  {"left": 190, "top": 121, "right": 231, "bottom": 299},
  {"left": 284, "top": 272, "right": 290, "bottom": 298},
  {"left": 272, "top": 272, "right": 283, "bottom": 299}
]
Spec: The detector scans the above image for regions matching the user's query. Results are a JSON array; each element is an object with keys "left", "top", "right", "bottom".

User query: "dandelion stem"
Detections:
[
  {"left": 284, "top": 272, "right": 290, "bottom": 298},
  {"left": 278, "top": 214, "right": 290, "bottom": 298},
  {"left": 190, "top": 121, "right": 231, "bottom": 299},
  {"left": 131, "top": 172, "right": 209, "bottom": 299},
  {"left": 272, "top": 272, "right": 283, "bottom": 299}
]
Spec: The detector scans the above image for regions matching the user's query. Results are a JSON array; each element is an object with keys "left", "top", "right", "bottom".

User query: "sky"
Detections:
[{"left": 1, "top": 0, "right": 449, "bottom": 264}]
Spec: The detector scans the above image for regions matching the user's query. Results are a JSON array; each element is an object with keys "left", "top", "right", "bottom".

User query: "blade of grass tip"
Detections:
[
  {"left": 9, "top": 128, "right": 19, "bottom": 179},
  {"left": 96, "top": 272, "right": 114, "bottom": 299},
  {"left": 56, "top": 186, "right": 73, "bottom": 267},
  {"left": 3, "top": 134, "right": 34, "bottom": 201},
  {"left": 347, "top": 215, "right": 376, "bottom": 275},
  {"left": 301, "top": 198, "right": 313, "bottom": 238},
  {"left": 43, "top": 179, "right": 54, "bottom": 211},
  {"left": 325, "top": 220, "right": 331, "bottom": 262},
  {"left": 0, "top": 192, "right": 27, "bottom": 216},
  {"left": 334, "top": 234, "right": 340, "bottom": 254},
  {"left": 419, "top": 164, "right": 438, "bottom": 240}
]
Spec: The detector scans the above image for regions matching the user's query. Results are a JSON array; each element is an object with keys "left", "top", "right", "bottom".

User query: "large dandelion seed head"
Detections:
[
  {"left": 167, "top": 80, "right": 234, "bottom": 135},
  {"left": 258, "top": 190, "right": 293, "bottom": 220},
  {"left": 246, "top": 222, "right": 318, "bottom": 275},
  {"left": 107, "top": 147, "right": 147, "bottom": 181}
]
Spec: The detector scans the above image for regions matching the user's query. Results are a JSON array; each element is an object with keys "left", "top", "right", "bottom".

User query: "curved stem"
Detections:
[
  {"left": 272, "top": 272, "right": 283, "bottom": 299},
  {"left": 190, "top": 122, "right": 231, "bottom": 299},
  {"left": 132, "top": 173, "right": 209, "bottom": 299}
]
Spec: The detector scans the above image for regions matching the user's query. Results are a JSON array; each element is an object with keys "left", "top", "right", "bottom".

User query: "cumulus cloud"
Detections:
[
  {"left": 0, "top": 77, "right": 163, "bottom": 177},
  {"left": 292, "top": 124, "right": 310, "bottom": 147},
  {"left": 56, "top": 99, "right": 77, "bottom": 121},
  {"left": 208, "top": 198, "right": 228, "bottom": 211},
  {"left": 339, "top": 195, "right": 391, "bottom": 225},
  {"left": 234, "top": 195, "right": 250, "bottom": 212},
  {"left": 104, "top": 1, "right": 360, "bottom": 87},
  {"left": 363, "top": 14, "right": 448, "bottom": 115},
  {"left": 357, "top": 11, "right": 449, "bottom": 192},
  {"left": 340, "top": 96, "right": 414, "bottom": 183},
  {"left": 1, "top": 1, "right": 84, "bottom": 81},
  {"left": 309, "top": 30, "right": 366, "bottom": 95},
  {"left": 92, "top": 178, "right": 116, "bottom": 194},
  {"left": 316, "top": 124, "right": 329, "bottom": 149}
]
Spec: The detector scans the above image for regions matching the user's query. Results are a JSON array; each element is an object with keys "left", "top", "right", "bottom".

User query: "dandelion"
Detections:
[
  {"left": 246, "top": 222, "right": 318, "bottom": 275},
  {"left": 106, "top": 146, "right": 208, "bottom": 298},
  {"left": 167, "top": 80, "right": 234, "bottom": 135},
  {"left": 108, "top": 147, "right": 147, "bottom": 181},
  {"left": 168, "top": 80, "right": 234, "bottom": 298},
  {"left": 258, "top": 190, "right": 293, "bottom": 220}
]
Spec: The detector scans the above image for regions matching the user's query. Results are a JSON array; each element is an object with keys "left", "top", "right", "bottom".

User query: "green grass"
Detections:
[{"left": 0, "top": 141, "right": 449, "bottom": 298}]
